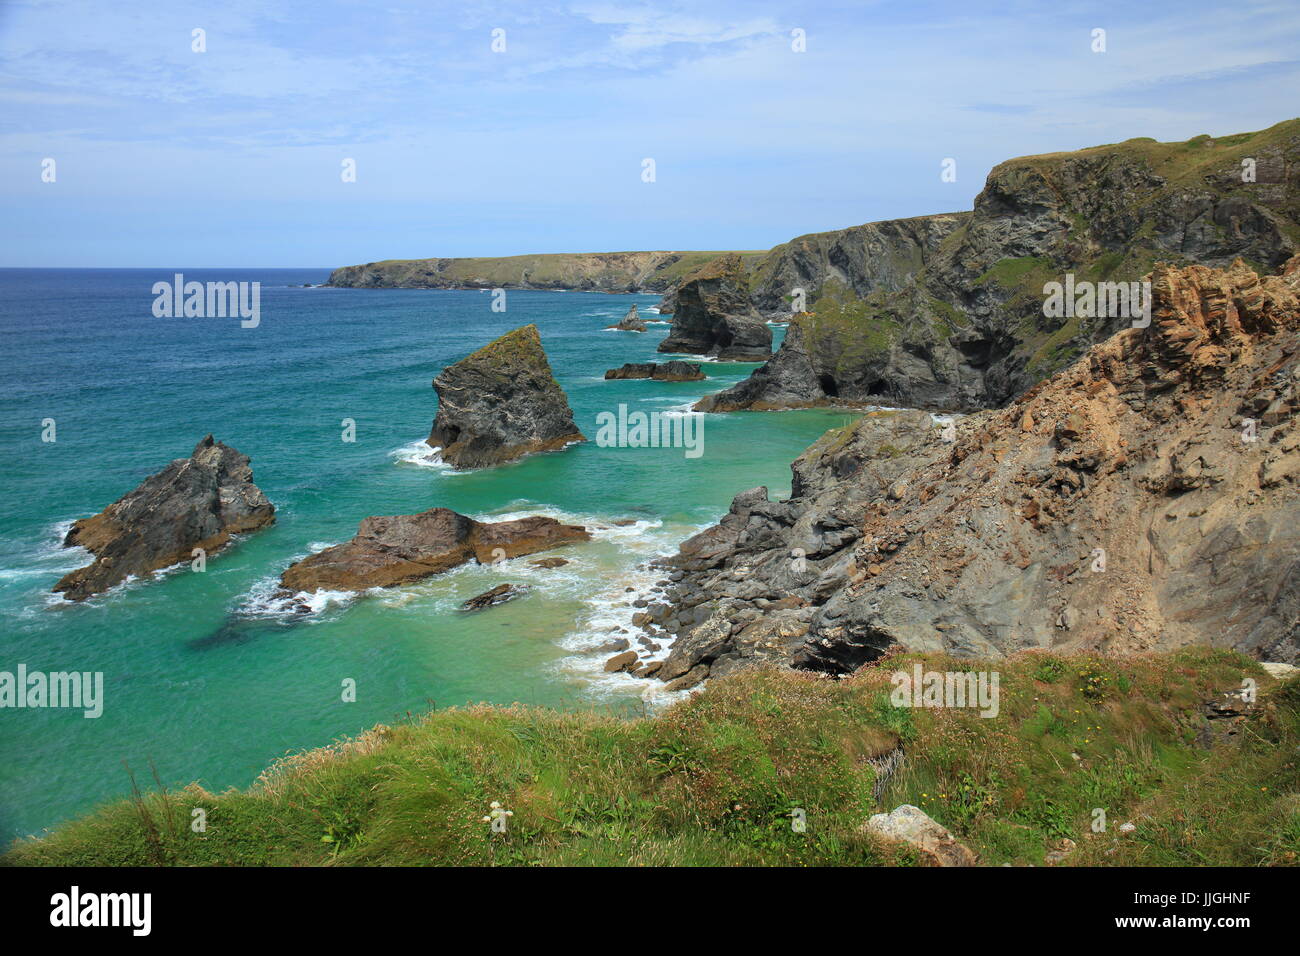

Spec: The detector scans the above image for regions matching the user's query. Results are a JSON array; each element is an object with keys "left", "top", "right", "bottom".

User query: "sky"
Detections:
[{"left": 1, "top": 0, "right": 1298, "bottom": 267}]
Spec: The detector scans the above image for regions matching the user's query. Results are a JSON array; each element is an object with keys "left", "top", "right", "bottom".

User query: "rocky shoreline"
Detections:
[{"left": 602, "top": 255, "right": 1300, "bottom": 692}]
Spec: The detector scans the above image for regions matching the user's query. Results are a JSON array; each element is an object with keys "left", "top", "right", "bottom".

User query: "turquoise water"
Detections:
[{"left": 0, "top": 269, "right": 856, "bottom": 840}]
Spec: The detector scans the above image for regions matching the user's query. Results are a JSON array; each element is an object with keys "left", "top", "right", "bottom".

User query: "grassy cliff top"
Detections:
[
  {"left": 444, "top": 324, "right": 553, "bottom": 380},
  {"left": 6, "top": 647, "right": 1295, "bottom": 867},
  {"left": 995, "top": 117, "right": 1300, "bottom": 188}
]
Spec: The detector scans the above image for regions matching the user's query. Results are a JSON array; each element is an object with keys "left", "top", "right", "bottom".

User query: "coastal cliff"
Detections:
[
  {"left": 637, "top": 255, "right": 1300, "bottom": 686},
  {"left": 326, "top": 250, "right": 765, "bottom": 292},
  {"left": 702, "top": 120, "right": 1300, "bottom": 411}
]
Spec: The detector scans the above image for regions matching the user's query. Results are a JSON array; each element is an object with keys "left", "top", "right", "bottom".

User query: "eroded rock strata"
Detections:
[
  {"left": 280, "top": 508, "right": 589, "bottom": 593},
  {"left": 428, "top": 324, "right": 585, "bottom": 469},
  {"left": 644, "top": 256, "right": 1300, "bottom": 687},
  {"left": 657, "top": 254, "right": 772, "bottom": 362},
  {"left": 54, "top": 435, "right": 275, "bottom": 601}
]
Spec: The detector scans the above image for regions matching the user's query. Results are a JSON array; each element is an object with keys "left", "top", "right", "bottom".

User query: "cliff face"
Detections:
[
  {"left": 428, "top": 324, "right": 585, "bottom": 469},
  {"left": 327, "top": 251, "right": 765, "bottom": 292},
  {"left": 657, "top": 254, "right": 772, "bottom": 361},
  {"left": 700, "top": 120, "right": 1300, "bottom": 412},
  {"left": 643, "top": 255, "right": 1300, "bottom": 685},
  {"left": 746, "top": 213, "right": 968, "bottom": 314},
  {"left": 54, "top": 436, "right": 275, "bottom": 601}
]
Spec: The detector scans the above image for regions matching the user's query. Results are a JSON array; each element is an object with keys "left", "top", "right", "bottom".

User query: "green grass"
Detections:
[
  {"left": 975, "top": 256, "right": 1054, "bottom": 289},
  {"left": 5, "top": 647, "right": 1297, "bottom": 867}
]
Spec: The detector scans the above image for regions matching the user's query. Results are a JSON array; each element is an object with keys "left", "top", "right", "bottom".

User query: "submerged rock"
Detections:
[
  {"left": 603, "top": 361, "right": 705, "bottom": 382},
  {"left": 460, "top": 583, "right": 531, "bottom": 611},
  {"left": 428, "top": 324, "right": 585, "bottom": 469},
  {"left": 606, "top": 303, "right": 647, "bottom": 332},
  {"left": 657, "top": 254, "right": 771, "bottom": 362},
  {"left": 280, "top": 508, "right": 589, "bottom": 593},
  {"left": 54, "top": 435, "right": 275, "bottom": 601}
]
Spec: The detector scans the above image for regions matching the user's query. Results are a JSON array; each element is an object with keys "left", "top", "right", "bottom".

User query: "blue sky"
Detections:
[{"left": 2, "top": 0, "right": 1298, "bottom": 267}]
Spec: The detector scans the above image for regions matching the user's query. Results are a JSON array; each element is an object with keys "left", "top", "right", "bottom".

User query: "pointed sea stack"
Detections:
[
  {"left": 54, "top": 435, "right": 275, "bottom": 601},
  {"left": 606, "top": 303, "right": 646, "bottom": 332},
  {"left": 657, "top": 254, "right": 771, "bottom": 361},
  {"left": 427, "top": 324, "right": 586, "bottom": 469}
]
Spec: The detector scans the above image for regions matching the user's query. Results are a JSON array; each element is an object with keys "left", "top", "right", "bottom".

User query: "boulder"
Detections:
[
  {"left": 54, "top": 435, "right": 275, "bottom": 601},
  {"left": 862, "top": 805, "right": 977, "bottom": 866},
  {"left": 604, "top": 650, "right": 640, "bottom": 673},
  {"left": 428, "top": 324, "right": 585, "bottom": 469},
  {"left": 280, "top": 508, "right": 588, "bottom": 593},
  {"left": 663, "top": 663, "right": 709, "bottom": 692}
]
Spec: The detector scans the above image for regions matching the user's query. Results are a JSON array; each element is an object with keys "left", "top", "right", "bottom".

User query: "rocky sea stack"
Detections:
[
  {"left": 54, "top": 435, "right": 275, "bottom": 601},
  {"left": 428, "top": 324, "right": 586, "bottom": 469},
  {"left": 657, "top": 254, "right": 772, "bottom": 362},
  {"left": 604, "top": 361, "right": 705, "bottom": 382},
  {"left": 606, "top": 303, "right": 646, "bottom": 332},
  {"left": 280, "top": 507, "right": 589, "bottom": 593}
]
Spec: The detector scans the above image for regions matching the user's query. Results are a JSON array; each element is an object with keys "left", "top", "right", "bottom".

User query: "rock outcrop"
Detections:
[
  {"left": 280, "top": 508, "right": 589, "bottom": 593},
  {"left": 428, "top": 324, "right": 585, "bottom": 469},
  {"left": 699, "top": 121, "right": 1300, "bottom": 412},
  {"left": 657, "top": 254, "right": 772, "bottom": 362},
  {"left": 54, "top": 436, "right": 275, "bottom": 601},
  {"left": 643, "top": 255, "right": 1300, "bottom": 685},
  {"left": 656, "top": 287, "right": 676, "bottom": 316},
  {"left": 746, "top": 214, "right": 968, "bottom": 314},
  {"left": 606, "top": 303, "right": 646, "bottom": 332},
  {"left": 604, "top": 361, "right": 705, "bottom": 382}
]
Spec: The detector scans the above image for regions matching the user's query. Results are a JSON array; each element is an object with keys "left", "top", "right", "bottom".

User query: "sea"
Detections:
[{"left": 0, "top": 268, "right": 858, "bottom": 840}]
